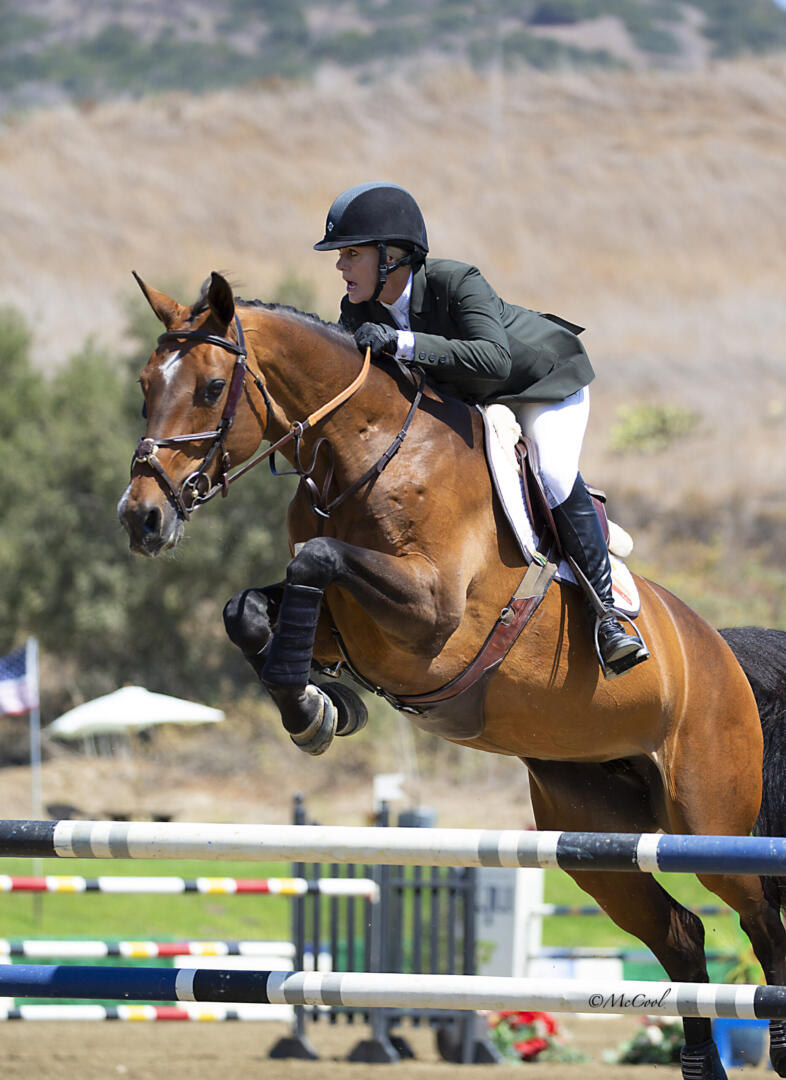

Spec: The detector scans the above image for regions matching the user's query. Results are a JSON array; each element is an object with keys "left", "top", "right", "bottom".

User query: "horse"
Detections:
[{"left": 118, "top": 271, "right": 786, "bottom": 1080}]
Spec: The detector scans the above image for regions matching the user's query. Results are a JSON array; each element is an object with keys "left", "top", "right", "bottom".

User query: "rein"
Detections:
[
  {"left": 131, "top": 314, "right": 389, "bottom": 519},
  {"left": 285, "top": 364, "right": 425, "bottom": 528}
]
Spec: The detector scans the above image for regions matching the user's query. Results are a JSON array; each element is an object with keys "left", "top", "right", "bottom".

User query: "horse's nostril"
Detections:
[{"left": 142, "top": 507, "right": 161, "bottom": 537}]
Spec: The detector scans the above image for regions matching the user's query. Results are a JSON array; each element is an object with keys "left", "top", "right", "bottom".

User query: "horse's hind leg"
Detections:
[
  {"left": 695, "top": 870, "right": 786, "bottom": 1075},
  {"left": 662, "top": 702, "right": 786, "bottom": 1075},
  {"left": 526, "top": 758, "right": 729, "bottom": 1080}
]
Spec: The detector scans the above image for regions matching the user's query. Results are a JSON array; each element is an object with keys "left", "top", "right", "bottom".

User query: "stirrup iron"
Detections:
[
  {"left": 594, "top": 609, "right": 650, "bottom": 680},
  {"left": 566, "top": 554, "right": 649, "bottom": 679}
]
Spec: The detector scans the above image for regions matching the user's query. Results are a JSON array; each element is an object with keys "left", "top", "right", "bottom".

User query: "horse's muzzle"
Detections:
[{"left": 117, "top": 485, "right": 184, "bottom": 557}]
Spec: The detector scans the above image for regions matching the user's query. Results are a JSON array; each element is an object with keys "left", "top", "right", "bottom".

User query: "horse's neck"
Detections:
[{"left": 247, "top": 309, "right": 394, "bottom": 467}]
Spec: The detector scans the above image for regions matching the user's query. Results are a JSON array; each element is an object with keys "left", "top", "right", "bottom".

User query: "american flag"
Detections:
[{"left": 0, "top": 645, "right": 38, "bottom": 716}]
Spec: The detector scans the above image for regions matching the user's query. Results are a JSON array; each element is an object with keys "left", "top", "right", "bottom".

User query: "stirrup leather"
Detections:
[{"left": 594, "top": 609, "right": 650, "bottom": 680}]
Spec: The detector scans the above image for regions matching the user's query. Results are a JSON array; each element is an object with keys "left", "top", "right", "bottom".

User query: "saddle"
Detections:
[
  {"left": 516, "top": 433, "right": 610, "bottom": 562},
  {"left": 481, "top": 404, "right": 640, "bottom": 618}
]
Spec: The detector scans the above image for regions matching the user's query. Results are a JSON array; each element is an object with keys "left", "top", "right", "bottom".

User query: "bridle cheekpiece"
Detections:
[{"left": 131, "top": 314, "right": 260, "bottom": 518}]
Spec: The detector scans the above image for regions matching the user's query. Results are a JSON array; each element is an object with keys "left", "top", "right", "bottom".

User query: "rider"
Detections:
[{"left": 314, "top": 181, "right": 648, "bottom": 678}]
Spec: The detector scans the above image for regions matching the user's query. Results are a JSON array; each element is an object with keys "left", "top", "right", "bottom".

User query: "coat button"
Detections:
[
  {"left": 428, "top": 353, "right": 436, "bottom": 361},
  {"left": 438, "top": 355, "right": 447, "bottom": 363},
  {"left": 418, "top": 352, "right": 426, "bottom": 360}
]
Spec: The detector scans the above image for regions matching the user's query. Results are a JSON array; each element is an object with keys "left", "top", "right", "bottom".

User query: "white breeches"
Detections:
[{"left": 512, "top": 386, "right": 590, "bottom": 508}]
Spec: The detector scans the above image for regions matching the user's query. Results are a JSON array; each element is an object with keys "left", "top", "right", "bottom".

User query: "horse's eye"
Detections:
[
  {"left": 141, "top": 401, "right": 147, "bottom": 419},
  {"left": 203, "top": 379, "right": 226, "bottom": 405}
]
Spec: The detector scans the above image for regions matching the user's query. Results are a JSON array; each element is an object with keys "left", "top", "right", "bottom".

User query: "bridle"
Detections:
[
  {"left": 130, "top": 313, "right": 395, "bottom": 520},
  {"left": 131, "top": 314, "right": 261, "bottom": 518}
]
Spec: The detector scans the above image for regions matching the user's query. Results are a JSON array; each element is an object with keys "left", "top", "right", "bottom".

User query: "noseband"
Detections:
[{"left": 130, "top": 315, "right": 267, "bottom": 518}]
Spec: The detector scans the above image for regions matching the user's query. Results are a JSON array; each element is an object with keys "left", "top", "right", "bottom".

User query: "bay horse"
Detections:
[{"left": 119, "top": 271, "right": 786, "bottom": 1079}]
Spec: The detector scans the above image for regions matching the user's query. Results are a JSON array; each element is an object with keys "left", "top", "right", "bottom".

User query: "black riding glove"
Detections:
[{"left": 354, "top": 322, "right": 399, "bottom": 361}]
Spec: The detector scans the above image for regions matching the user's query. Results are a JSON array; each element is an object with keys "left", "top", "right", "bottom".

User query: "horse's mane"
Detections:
[
  {"left": 188, "top": 277, "right": 353, "bottom": 350},
  {"left": 235, "top": 298, "right": 354, "bottom": 349}
]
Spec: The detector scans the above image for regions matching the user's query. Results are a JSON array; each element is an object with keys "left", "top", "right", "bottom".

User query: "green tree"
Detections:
[{"left": 0, "top": 303, "right": 295, "bottom": 716}]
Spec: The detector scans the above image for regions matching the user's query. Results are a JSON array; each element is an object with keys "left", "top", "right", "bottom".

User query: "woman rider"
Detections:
[{"left": 314, "top": 181, "right": 648, "bottom": 678}]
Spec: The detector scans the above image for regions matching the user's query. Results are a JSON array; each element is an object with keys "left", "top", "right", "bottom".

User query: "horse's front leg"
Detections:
[
  {"left": 223, "top": 580, "right": 361, "bottom": 755},
  {"left": 225, "top": 536, "right": 453, "bottom": 755}
]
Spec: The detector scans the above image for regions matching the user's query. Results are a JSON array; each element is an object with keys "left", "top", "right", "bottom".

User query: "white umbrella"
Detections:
[{"left": 46, "top": 686, "right": 224, "bottom": 740}]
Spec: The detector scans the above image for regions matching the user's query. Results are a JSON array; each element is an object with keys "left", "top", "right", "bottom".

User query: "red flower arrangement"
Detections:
[{"left": 487, "top": 1009, "right": 588, "bottom": 1063}]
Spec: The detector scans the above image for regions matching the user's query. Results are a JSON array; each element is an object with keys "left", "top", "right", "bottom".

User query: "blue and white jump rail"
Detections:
[
  {"left": 3, "top": 819, "right": 786, "bottom": 873},
  {"left": 3, "top": 966, "right": 786, "bottom": 1020}
]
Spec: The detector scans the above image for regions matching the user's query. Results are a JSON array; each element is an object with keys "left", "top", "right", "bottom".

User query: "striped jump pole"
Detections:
[
  {"left": 0, "top": 939, "right": 296, "bottom": 959},
  {"left": 0, "top": 1004, "right": 285, "bottom": 1022},
  {"left": 535, "top": 903, "right": 732, "bottom": 918},
  {"left": 538, "top": 947, "right": 738, "bottom": 964},
  {"left": 3, "top": 820, "right": 786, "bottom": 873},
  {"left": 3, "top": 966, "right": 786, "bottom": 1020},
  {"left": 0, "top": 874, "right": 379, "bottom": 900}
]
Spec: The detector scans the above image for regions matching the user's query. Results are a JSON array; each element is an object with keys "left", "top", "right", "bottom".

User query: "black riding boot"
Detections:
[{"left": 551, "top": 475, "right": 649, "bottom": 677}]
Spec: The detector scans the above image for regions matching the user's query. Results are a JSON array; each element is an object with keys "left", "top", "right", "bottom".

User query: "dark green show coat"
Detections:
[{"left": 338, "top": 257, "right": 594, "bottom": 404}]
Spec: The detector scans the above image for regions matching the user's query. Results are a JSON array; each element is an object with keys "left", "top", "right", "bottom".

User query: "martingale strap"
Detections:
[{"left": 296, "top": 367, "right": 426, "bottom": 526}]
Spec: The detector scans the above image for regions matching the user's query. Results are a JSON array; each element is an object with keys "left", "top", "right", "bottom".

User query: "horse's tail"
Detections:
[{"left": 720, "top": 625, "right": 786, "bottom": 911}]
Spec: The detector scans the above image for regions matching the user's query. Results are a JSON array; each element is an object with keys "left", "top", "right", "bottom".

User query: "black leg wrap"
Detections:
[
  {"left": 223, "top": 584, "right": 283, "bottom": 679},
  {"left": 770, "top": 1019, "right": 786, "bottom": 1076},
  {"left": 262, "top": 583, "right": 323, "bottom": 688},
  {"left": 680, "top": 1038, "right": 728, "bottom": 1080}
]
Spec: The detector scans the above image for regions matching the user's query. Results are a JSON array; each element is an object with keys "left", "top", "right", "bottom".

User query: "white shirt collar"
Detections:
[{"left": 381, "top": 271, "right": 413, "bottom": 330}]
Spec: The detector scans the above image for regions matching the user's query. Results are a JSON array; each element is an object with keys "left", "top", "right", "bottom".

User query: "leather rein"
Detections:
[{"left": 130, "top": 315, "right": 423, "bottom": 521}]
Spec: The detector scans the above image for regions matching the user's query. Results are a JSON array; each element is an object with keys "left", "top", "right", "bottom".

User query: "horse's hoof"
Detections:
[
  {"left": 680, "top": 1038, "right": 728, "bottom": 1080},
  {"left": 287, "top": 685, "right": 337, "bottom": 756},
  {"left": 770, "top": 1020, "right": 786, "bottom": 1076},
  {"left": 318, "top": 682, "right": 369, "bottom": 737}
]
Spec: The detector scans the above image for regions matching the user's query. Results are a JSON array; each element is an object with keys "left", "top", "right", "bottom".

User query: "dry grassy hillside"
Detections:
[{"left": 2, "top": 58, "right": 786, "bottom": 525}]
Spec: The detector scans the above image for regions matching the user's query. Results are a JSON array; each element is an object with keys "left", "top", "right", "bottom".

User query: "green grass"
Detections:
[
  {"left": 541, "top": 869, "right": 744, "bottom": 980},
  {"left": 0, "top": 857, "right": 294, "bottom": 941},
  {"left": 0, "top": 861, "right": 748, "bottom": 986}
]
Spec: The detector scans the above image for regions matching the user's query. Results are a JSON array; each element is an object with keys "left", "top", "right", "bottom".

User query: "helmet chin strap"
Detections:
[{"left": 372, "top": 241, "right": 413, "bottom": 302}]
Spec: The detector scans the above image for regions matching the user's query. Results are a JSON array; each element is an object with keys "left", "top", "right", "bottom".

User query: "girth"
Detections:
[{"left": 322, "top": 555, "right": 557, "bottom": 741}]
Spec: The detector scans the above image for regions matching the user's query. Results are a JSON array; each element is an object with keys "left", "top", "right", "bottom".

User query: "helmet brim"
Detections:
[{"left": 313, "top": 237, "right": 377, "bottom": 251}]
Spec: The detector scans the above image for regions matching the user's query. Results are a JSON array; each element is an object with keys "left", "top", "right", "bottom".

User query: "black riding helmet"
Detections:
[{"left": 314, "top": 182, "right": 428, "bottom": 300}]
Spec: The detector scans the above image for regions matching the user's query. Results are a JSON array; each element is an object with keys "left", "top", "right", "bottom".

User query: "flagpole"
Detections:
[
  {"left": 26, "top": 637, "right": 42, "bottom": 822},
  {"left": 26, "top": 638, "right": 43, "bottom": 921}
]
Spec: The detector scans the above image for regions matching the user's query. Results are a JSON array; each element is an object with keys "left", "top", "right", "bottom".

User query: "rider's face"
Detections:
[
  {"left": 335, "top": 245, "right": 380, "bottom": 304},
  {"left": 335, "top": 245, "right": 410, "bottom": 305}
]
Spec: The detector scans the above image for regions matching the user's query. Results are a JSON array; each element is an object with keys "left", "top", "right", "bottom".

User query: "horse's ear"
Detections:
[
  {"left": 132, "top": 271, "right": 183, "bottom": 329},
  {"left": 207, "top": 271, "right": 235, "bottom": 327}
]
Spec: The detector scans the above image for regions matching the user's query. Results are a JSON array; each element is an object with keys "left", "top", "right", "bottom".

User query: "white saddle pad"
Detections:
[{"left": 481, "top": 404, "right": 641, "bottom": 618}]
